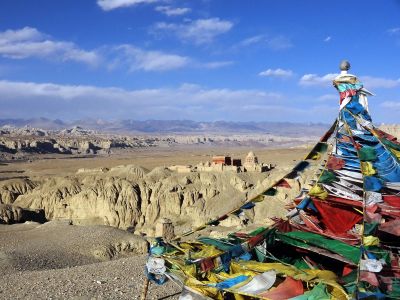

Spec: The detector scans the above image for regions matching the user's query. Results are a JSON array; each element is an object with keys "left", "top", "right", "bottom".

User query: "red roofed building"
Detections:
[{"left": 212, "top": 156, "right": 231, "bottom": 165}]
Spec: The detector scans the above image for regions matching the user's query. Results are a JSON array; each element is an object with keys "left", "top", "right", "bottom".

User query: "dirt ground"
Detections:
[
  {"left": 0, "top": 146, "right": 310, "bottom": 180},
  {"left": 0, "top": 221, "right": 180, "bottom": 300}
]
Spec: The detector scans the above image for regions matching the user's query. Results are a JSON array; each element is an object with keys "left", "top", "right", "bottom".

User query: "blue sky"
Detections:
[{"left": 0, "top": 0, "right": 400, "bottom": 123}]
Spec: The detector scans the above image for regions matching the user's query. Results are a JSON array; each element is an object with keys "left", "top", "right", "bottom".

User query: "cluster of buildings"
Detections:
[{"left": 168, "top": 151, "right": 273, "bottom": 173}]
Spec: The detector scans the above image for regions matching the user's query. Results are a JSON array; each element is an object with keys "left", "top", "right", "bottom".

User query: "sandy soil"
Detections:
[
  {"left": 0, "top": 221, "right": 180, "bottom": 300},
  {"left": 1, "top": 255, "right": 181, "bottom": 300},
  {"left": 0, "top": 146, "right": 310, "bottom": 180}
]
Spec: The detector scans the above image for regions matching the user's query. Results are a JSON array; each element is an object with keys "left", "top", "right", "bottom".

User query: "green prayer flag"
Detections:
[
  {"left": 290, "top": 283, "right": 331, "bottom": 300},
  {"left": 317, "top": 170, "right": 337, "bottom": 183},
  {"left": 359, "top": 146, "right": 377, "bottom": 161},
  {"left": 277, "top": 231, "right": 361, "bottom": 264}
]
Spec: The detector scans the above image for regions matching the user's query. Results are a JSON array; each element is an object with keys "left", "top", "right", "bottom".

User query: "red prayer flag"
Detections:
[{"left": 259, "top": 277, "right": 304, "bottom": 299}]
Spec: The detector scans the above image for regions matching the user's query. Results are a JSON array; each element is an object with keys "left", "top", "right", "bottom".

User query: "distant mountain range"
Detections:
[{"left": 0, "top": 117, "right": 330, "bottom": 136}]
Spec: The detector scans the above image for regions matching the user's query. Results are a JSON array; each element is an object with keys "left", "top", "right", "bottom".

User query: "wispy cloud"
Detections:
[
  {"left": 299, "top": 73, "right": 400, "bottom": 89},
  {"left": 154, "top": 18, "right": 234, "bottom": 44},
  {"left": 155, "top": 6, "right": 191, "bottom": 16},
  {"left": 267, "top": 36, "right": 293, "bottom": 50},
  {"left": 201, "top": 61, "right": 234, "bottom": 69},
  {"left": 97, "top": 0, "right": 159, "bottom": 11},
  {"left": 236, "top": 34, "right": 293, "bottom": 50},
  {"left": 0, "top": 27, "right": 231, "bottom": 72},
  {"left": 109, "top": 45, "right": 232, "bottom": 71},
  {"left": 259, "top": 68, "right": 293, "bottom": 78},
  {"left": 112, "top": 45, "right": 190, "bottom": 71},
  {"left": 238, "top": 35, "right": 265, "bottom": 47},
  {"left": 360, "top": 76, "right": 400, "bottom": 89},
  {"left": 324, "top": 36, "right": 331, "bottom": 42},
  {"left": 0, "top": 80, "right": 287, "bottom": 121},
  {"left": 0, "top": 79, "right": 352, "bottom": 122},
  {"left": 381, "top": 101, "right": 400, "bottom": 109},
  {"left": 299, "top": 73, "right": 338, "bottom": 86},
  {"left": 387, "top": 27, "right": 400, "bottom": 35},
  {"left": 0, "top": 27, "right": 100, "bottom": 66}
]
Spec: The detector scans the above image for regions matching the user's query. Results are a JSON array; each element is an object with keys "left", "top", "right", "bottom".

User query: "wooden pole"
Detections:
[{"left": 140, "top": 277, "right": 150, "bottom": 300}]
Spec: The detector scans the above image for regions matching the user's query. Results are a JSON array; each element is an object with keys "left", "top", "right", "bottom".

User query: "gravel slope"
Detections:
[
  {"left": 0, "top": 222, "right": 180, "bottom": 299},
  {"left": 0, "top": 255, "right": 180, "bottom": 300}
]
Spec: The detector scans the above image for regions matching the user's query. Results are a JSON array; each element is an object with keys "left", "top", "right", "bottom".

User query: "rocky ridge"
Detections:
[
  {"left": 0, "top": 125, "right": 163, "bottom": 158},
  {"left": 0, "top": 124, "right": 322, "bottom": 161},
  {"left": 0, "top": 160, "right": 314, "bottom": 235}
]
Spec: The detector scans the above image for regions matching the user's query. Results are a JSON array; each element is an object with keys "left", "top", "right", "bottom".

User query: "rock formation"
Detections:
[
  {"left": 0, "top": 124, "right": 322, "bottom": 161},
  {"left": 0, "top": 203, "right": 45, "bottom": 224},
  {"left": 0, "top": 163, "right": 298, "bottom": 235}
]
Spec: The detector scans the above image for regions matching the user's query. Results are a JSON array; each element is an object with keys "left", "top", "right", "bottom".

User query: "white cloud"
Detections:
[
  {"left": 154, "top": 18, "right": 233, "bottom": 44},
  {"left": 155, "top": 6, "right": 191, "bottom": 16},
  {"left": 0, "top": 27, "right": 100, "bottom": 66},
  {"left": 360, "top": 76, "right": 400, "bottom": 89},
  {"left": 238, "top": 35, "right": 265, "bottom": 47},
  {"left": 381, "top": 101, "right": 400, "bottom": 109},
  {"left": 299, "top": 73, "right": 338, "bottom": 86},
  {"left": 266, "top": 36, "right": 293, "bottom": 50},
  {"left": 201, "top": 61, "right": 233, "bottom": 69},
  {"left": 0, "top": 27, "right": 44, "bottom": 43},
  {"left": 299, "top": 73, "right": 400, "bottom": 89},
  {"left": 236, "top": 34, "right": 293, "bottom": 50},
  {"left": 0, "top": 27, "right": 229, "bottom": 72},
  {"left": 110, "top": 45, "right": 233, "bottom": 71},
  {"left": 97, "top": 0, "right": 159, "bottom": 11},
  {"left": 1, "top": 81, "right": 396, "bottom": 123},
  {"left": 114, "top": 45, "right": 189, "bottom": 71},
  {"left": 324, "top": 36, "right": 331, "bottom": 42},
  {"left": 0, "top": 80, "right": 286, "bottom": 121},
  {"left": 259, "top": 68, "right": 293, "bottom": 78},
  {"left": 387, "top": 27, "right": 400, "bottom": 35}
]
